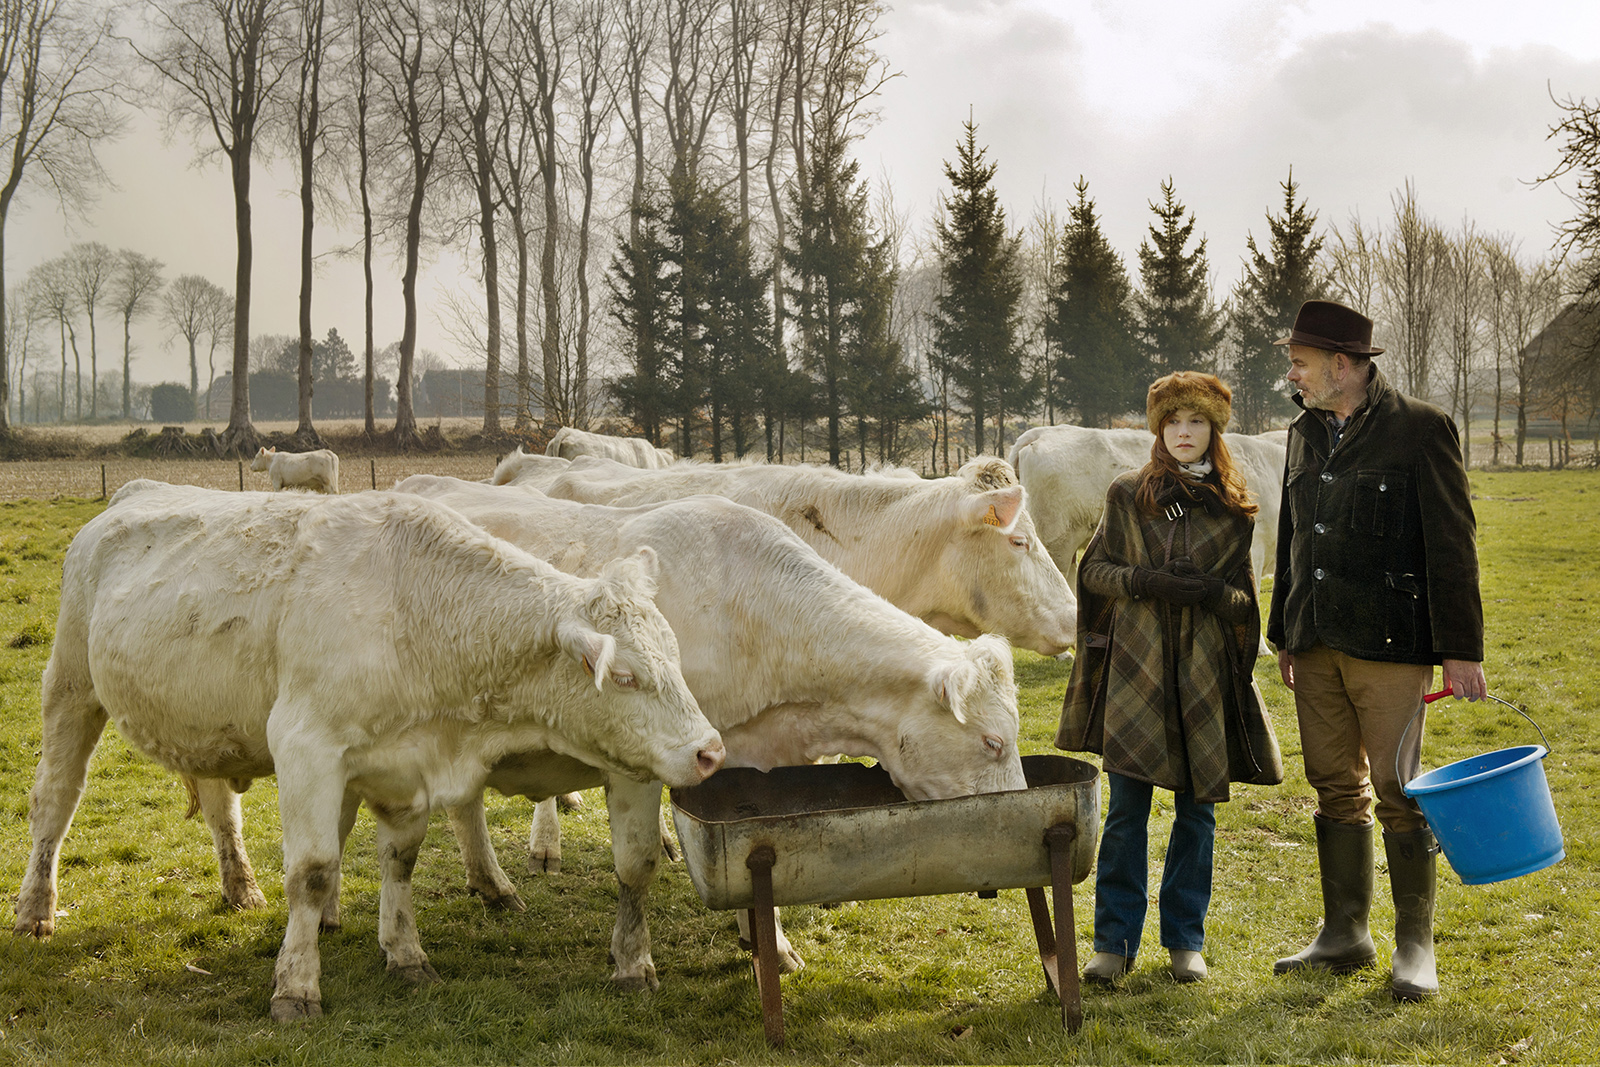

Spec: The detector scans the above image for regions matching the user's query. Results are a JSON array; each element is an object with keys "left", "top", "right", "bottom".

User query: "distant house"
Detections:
[{"left": 204, "top": 374, "right": 396, "bottom": 422}]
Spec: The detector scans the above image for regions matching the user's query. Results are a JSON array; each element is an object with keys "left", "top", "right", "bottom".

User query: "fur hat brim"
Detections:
[{"left": 1147, "top": 371, "right": 1232, "bottom": 435}]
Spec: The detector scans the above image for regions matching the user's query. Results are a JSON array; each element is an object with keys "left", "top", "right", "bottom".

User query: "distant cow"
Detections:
[
  {"left": 1008, "top": 425, "right": 1286, "bottom": 588},
  {"left": 541, "top": 456, "right": 1077, "bottom": 656},
  {"left": 488, "top": 447, "right": 571, "bottom": 487},
  {"left": 545, "top": 426, "right": 675, "bottom": 468},
  {"left": 250, "top": 446, "right": 339, "bottom": 494},
  {"left": 12, "top": 482, "right": 722, "bottom": 1019},
  {"left": 393, "top": 475, "right": 1026, "bottom": 976}
]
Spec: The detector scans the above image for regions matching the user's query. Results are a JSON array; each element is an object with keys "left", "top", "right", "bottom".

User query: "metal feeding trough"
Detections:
[{"left": 669, "top": 754, "right": 1100, "bottom": 1045}]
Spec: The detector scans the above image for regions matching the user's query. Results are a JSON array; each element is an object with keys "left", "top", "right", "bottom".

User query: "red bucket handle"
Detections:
[{"left": 1397, "top": 692, "right": 1551, "bottom": 792}]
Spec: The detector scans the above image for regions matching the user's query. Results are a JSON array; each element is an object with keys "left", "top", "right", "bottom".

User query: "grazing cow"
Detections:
[
  {"left": 489, "top": 447, "right": 571, "bottom": 487},
  {"left": 12, "top": 482, "right": 722, "bottom": 1019},
  {"left": 545, "top": 426, "right": 676, "bottom": 468},
  {"left": 389, "top": 474, "right": 1026, "bottom": 975},
  {"left": 250, "top": 446, "right": 340, "bottom": 493},
  {"left": 541, "top": 456, "right": 1077, "bottom": 656},
  {"left": 1008, "top": 424, "right": 1287, "bottom": 588}
]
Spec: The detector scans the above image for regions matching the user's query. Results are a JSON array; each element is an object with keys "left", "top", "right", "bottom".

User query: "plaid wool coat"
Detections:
[{"left": 1056, "top": 470, "right": 1282, "bottom": 803}]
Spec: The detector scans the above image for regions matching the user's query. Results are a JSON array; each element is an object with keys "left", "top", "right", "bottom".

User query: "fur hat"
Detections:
[{"left": 1147, "top": 371, "right": 1232, "bottom": 435}]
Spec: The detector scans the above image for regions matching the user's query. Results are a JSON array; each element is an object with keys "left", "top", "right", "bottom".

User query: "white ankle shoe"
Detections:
[
  {"left": 1083, "top": 951, "right": 1132, "bottom": 982},
  {"left": 1169, "top": 948, "right": 1207, "bottom": 982}
]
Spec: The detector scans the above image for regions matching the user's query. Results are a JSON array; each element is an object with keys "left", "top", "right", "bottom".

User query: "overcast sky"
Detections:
[{"left": 13, "top": 0, "right": 1600, "bottom": 387}]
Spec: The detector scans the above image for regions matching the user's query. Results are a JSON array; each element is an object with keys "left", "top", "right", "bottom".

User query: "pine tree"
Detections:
[
  {"left": 931, "top": 119, "right": 1029, "bottom": 456},
  {"left": 1136, "top": 178, "right": 1223, "bottom": 374},
  {"left": 1049, "top": 177, "right": 1145, "bottom": 427},
  {"left": 1227, "top": 170, "right": 1328, "bottom": 432},
  {"left": 608, "top": 201, "right": 673, "bottom": 446}
]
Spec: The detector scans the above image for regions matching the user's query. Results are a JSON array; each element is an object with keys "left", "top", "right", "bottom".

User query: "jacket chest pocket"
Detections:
[{"left": 1351, "top": 470, "right": 1408, "bottom": 537}]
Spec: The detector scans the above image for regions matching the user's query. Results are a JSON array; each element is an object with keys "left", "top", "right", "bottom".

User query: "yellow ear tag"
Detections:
[{"left": 982, "top": 504, "right": 1004, "bottom": 527}]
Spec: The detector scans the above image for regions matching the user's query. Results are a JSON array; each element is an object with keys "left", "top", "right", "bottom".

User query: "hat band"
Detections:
[{"left": 1281, "top": 328, "right": 1377, "bottom": 354}]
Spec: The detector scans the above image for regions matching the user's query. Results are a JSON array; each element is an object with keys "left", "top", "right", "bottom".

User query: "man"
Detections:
[{"left": 1267, "top": 299, "right": 1486, "bottom": 1001}]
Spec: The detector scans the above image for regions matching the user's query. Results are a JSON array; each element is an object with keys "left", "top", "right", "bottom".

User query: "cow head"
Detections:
[
  {"left": 552, "top": 547, "right": 724, "bottom": 788},
  {"left": 916, "top": 469, "right": 1077, "bottom": 656},
  {"left": 873, "top": 634, "right": 1027, "bottom": 802}
]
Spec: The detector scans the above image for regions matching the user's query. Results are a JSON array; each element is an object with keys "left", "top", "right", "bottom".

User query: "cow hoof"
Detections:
[
  {"left": 12, "top": 917, "right": 53, "bottom": 939},
  {"left": 555, "top": 792, "right": 584, "bottom": 812},
  {"left": 611, "top": 967, "right": 659, "bottom": 993},
  {"left": 470, "top": 885, "right": 527, "bottom": 912},
  {"left": 528, "top": 852, "right": 561, "bottom": 875},
  {"left": 270, "top": 994, "right": 322, "bottom": 1021},
  {"left": 318, "top": 917, "right": 342, "bottom": 933},
  {"left": 659, "top": 834, "right": 680, "bottom": 863},
  {"left": 225, "top": 887, "right": 268, "bottom": 911},
  {"left": 388, "top": 960, "right": 441, "bottom": 985},
  {"left": 776, "top": 948, "right": 805, "bottom": 975}
]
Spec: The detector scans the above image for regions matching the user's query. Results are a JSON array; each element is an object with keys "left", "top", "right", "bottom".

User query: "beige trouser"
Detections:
[{"left": 1291, "top": 644, "right": 1432, "bottom": 834}]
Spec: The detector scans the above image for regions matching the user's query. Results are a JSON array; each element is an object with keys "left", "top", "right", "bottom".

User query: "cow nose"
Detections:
[{"left": 695, "top": 737, "right": 726, "bottom": 780}]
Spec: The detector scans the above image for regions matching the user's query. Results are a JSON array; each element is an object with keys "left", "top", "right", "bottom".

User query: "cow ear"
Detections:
[
  {"left": 966, "top": 486, "right": 1023, "bottom": 533},
  {"left": 930, "top": 661, "right": 973, "bottom": 725},
  {"left": 601, "top": 546, "right": 659, "bottom": 599},
  {"left": 559, "top": 623, "right": 615, "bottom": 691}
]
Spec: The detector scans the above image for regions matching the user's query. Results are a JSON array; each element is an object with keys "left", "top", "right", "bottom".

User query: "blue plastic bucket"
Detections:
[{"left": 1401, "top": 695, "right": 1565, "bottom": 886}]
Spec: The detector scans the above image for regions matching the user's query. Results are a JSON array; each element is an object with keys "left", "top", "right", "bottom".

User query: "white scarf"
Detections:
[{"left": 1179, "top": 457, "right": 1214, "bottom": 479}]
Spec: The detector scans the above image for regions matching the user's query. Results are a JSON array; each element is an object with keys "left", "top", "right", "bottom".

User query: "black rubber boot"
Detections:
[
  {"left": 1386, "top": 826, "right": 1439, "bottom": 1000},
  {"left": 1274, "top": 814, "right": 1378, "bottom": 975}
]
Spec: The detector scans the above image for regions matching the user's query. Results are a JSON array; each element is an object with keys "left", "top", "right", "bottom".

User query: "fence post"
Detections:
[
  {"left": 238, "top": 461, "right": 244, "bottom": 490},
  {"left": 371, "top": 459, "right": 376, "bottom": 490}
]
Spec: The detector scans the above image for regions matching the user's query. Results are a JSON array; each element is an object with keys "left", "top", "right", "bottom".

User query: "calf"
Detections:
[{"left": 250, "top": 446, "right": 340, "bottom": 494}]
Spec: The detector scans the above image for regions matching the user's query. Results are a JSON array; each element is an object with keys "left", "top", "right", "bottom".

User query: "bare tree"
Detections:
[
  {"left": 285, "top": 0, "right": 334, "bottom": 445},
  {"left": 109, "top": 249, "right": 164, "bottom": 418},
  {"left": 163, "top": 273, "right": 214, "bottom": 411},
  {"left": 1485, "top": 242, "right": 1563, "bottom": 464},
  {"left": 1325, "top": 210, "right": 1382, "bottom": 315},
  {"left": 1439, "top": 218, "right": 1484, "bottom": 466},
  {"left": 568, "top": 0, "right": 608, "bottom": 426},
  {"left": 27, "top": 255, "right": 73, "bottom": 419},
  {"left": 1377, "top": 180, "right": 1447, "bottom": 400},
  {"left": 65, "top": 240, "right": 111, "bottom": 418},
  {"left": 134, "top": 0, "right": 294, "bottom": 451},
  {"left": 1483, "top": 232, "right": 1520, "bottom": 466},
  {"left": 371, "top": 0, "right": 446, "bottom": 447},
  {"left": 442, "top": 0, "right": 508, "bottom": 433},
  {"left": 200, "top": 277, "right": 234, "bottom": 417},
  {"left": 0, "top": 0, "right": 118, "bottom": 434},
  {"left": 1023, "top": 194, "right": 1062, "bottom": 424}
]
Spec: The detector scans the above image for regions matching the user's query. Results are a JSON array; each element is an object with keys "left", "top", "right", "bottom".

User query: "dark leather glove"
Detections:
[
  {"left": 1131, "top": 566, "right": 1208, "bottom": 605},
  {"left": 1168, "top": 558, "right": 1226, "bottom": 610}
]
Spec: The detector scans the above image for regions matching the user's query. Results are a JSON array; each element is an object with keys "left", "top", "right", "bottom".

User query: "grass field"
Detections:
[{"left": 0, "top": 470, "right": 1596, "bottom": 1065}]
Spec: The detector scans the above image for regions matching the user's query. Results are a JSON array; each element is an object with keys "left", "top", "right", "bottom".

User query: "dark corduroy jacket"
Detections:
[{"left": 1266, "top": 365, "right": 1484, "bottom": 664}]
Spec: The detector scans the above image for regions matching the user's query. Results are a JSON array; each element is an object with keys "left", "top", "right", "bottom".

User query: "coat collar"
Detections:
[{"left": 1290, "top": 363, "right": 1393, "bottom": 453}]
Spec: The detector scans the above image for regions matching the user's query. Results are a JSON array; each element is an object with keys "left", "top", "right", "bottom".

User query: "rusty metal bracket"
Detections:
[
  {"left": 745, "top": 844, "right": 784, "bottom": 1047},
  {"left": 1026, "top": 822, "right": 1082, "bottom": 1032}
]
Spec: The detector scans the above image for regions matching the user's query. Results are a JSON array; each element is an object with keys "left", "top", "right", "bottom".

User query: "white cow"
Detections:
[
  {"left": 390, "top": 475, "right": 1026, "bottom": 975},
  {"left": 541, "top": 455, "right": 1077, "bottom": 656},
  {"left": 546, "top": 426, "right": 676, "bottom": 468},
  {"left": 12, "top": 482, "right": 723, "bottom": 1019},
  {"left": 250, "top": 446, "right": 340, "bottom": 493},
  {"left": 489, "top": 447, "right": 572, "bottom": 487},
  {"left": 1008, "top": 424, "right": 1287, "bottom": 587}
]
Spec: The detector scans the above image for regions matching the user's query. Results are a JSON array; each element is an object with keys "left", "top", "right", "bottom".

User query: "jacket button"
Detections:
[
  {"left": 1320, "top": 472, "right": 1333, "bottom": 483},
  {"left": 1314, "top": 568, "right": 1325, "bottom": 580},
  {"left": 1379, "top": 483, "right": 1388, "bottom": 491},
  {"left": 1314, "top": 523, "right": 1326, "bottom": 534}
]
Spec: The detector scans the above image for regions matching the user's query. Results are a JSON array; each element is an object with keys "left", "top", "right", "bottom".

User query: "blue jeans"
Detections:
[{"left": 1092, "top": 772, "right": 1216, "bottom": 958}]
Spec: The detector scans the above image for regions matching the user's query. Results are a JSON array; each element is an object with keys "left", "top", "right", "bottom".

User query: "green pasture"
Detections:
[{"left": 0, "top": 474, "right": 1596, "bottom": 1065}]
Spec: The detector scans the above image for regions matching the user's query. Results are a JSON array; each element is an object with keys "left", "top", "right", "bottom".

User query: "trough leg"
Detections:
[
  {"left": 1026, "top": 823, "right": 1082, "bottom": 1032},
  {"left": 745, "top": 845, "right": 784, "bottom": 1047}
]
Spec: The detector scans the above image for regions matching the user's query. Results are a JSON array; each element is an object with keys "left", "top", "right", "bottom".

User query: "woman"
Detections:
[{"left": 1056, "top": 371, "right": 1282, "bottom": 984}]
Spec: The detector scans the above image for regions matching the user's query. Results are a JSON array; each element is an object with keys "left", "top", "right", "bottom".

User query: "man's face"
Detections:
[{"left": 1285, "top": 344, "right": 1340, "bottom": 409}]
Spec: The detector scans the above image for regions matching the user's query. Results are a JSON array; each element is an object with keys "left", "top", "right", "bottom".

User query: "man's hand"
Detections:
[
  {"left": 1440, "top": 659, "right": 1488, "bottom": 702},
  {"left": 1278, "top": 649, "right": 1294, "bottom": 691}
]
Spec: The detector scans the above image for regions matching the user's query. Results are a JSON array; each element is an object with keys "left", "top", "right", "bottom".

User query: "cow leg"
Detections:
[
  {"left": 528, "top": 796, "right": 562, "bottom": 874},
  {"left": 736, "top": 907, "right": 805, "bottom": 975},
  {"left": 373, "top": 808, "right": 439, "bottom": 985},
  {"left": 321, "top": 789, "right": 362, "bottom": 931},
  {"left": 605, "top": 776, "right": 664, "bottom": 991},
  {"left": 14, "top": 660, "right": 109, "bottom": 938},
  {"left": 189, "top": 777, "right": 268, "bottom": 911},
  {"left": 447, "top": 794, "right": 525, "bottom": 910},
  {"left": 268, "top": 747, "right": 345, "bottom": 1021}
]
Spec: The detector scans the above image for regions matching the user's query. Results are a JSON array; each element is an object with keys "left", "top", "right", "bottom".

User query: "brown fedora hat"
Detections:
[{"left": 1273, "top": 299, "right": 1384, "bottom": 356}]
